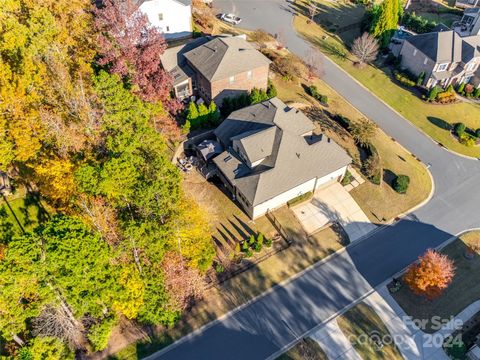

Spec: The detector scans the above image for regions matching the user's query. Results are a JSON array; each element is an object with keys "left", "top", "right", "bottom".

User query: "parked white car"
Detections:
[{"left": 220, "top": 13, "right": 242, "bottom": 25}]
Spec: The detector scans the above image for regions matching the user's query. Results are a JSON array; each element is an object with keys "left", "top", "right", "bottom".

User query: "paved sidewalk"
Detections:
[
  {"left": 363, "top": 287, "right": 480, "bottom": 360},
  {"left": 310, "top": 319, "right": 362, "bottom": 360}
]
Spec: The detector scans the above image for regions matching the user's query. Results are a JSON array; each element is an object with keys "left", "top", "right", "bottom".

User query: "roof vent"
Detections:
[
  {"left": 224, "top": 155, "right": 232, "bottom": 162},
  {"left": 327, "top": 137, "right": 331, "bottom": 143},
  {"left": 296, "top": 152, "right": 300, "bottom": 158}
]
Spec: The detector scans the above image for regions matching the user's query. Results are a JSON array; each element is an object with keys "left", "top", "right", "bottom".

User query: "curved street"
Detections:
[{"left": 147, "top": 1, "right": 480, "bottom": 359}]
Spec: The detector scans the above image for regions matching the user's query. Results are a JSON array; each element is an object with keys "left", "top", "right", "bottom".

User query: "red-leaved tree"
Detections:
[
  {"left": 404, "top": 249, "right": 455, "bottom": 300},
  {"left": 95, "top": 0, "right": 180, "bottom": 112}
]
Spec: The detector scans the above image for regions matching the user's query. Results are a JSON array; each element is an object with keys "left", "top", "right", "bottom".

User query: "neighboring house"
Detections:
[
  {"left": 456, "top": 0, "right": 480, "bottom": 9},
  {"left": 160, "top": 35, "right": 271, "bottom": 103},
  {"left": 398, "top": 29, "right": 480, "bottom": 88},
  {"left": 138, "top": 0, "right": 192, "bottom": 40},
  {"left": 454, "top": 8, "right": 480, "bottom": 36},
  {"left": 211, "top": 98, "right": 352, "bottom": 219}
]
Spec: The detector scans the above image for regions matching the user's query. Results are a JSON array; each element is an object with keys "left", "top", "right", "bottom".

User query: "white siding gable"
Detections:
[{"left": 139, "top": 0, "right": 192, "bottom": 40}]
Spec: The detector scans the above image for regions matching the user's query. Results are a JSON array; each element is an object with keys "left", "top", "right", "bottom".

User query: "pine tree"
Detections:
[
  {"left": 371, "top": 0, "right": 400, "bottom": 46},
  {"left": 187, "top": 101, "right": 199, "bottom": 128},
  {"left": 208, "top": 102, "right": 220, "bottom": 126},
  {"left": 197, "top": 103, "right": 209, "bottom": 127}
]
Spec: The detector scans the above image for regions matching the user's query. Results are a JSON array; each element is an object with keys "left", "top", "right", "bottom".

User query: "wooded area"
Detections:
[{"left": 0, "top": 0, "right": 214, "bottom": 357}]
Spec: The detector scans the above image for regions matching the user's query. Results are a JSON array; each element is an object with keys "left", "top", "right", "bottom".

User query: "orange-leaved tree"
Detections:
[{"left": 404, "top": 249, "right": 455, "bottom": 300}]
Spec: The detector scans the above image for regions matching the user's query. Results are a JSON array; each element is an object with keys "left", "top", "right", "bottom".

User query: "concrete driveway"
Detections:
[{"left": 292, "top": 182, "right": 376, "bottom": 242}]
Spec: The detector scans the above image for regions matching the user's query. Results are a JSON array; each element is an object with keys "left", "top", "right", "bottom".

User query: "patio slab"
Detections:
[{"left": 292, "top": 182, "right": 376, "bottom": 242}]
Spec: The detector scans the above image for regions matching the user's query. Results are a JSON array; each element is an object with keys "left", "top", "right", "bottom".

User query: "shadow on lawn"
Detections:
[{"left": 427, "top": 116, "right": 453, "bottom": 131}]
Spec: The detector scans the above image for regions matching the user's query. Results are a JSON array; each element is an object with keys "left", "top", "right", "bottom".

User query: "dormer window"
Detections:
[
  {"left": 437, "top": 63, "right": 448, "bottom": 71},
  {"left": 467, "top": 62, "right": 476, "bottom": 71}
]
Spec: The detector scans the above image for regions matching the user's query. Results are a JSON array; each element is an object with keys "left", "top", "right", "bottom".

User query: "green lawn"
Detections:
[
  {"left": 393, "top": 231, "right": 480, "bottom": 333},
  {"left": 277, "top": 338, "right": 328, "bottom": 360},
  {"left": 337, "top": 303, "right": 404, "bottom": 360},
  {"left": 294, "top": 6, "right": 480, "bottom": 157}
]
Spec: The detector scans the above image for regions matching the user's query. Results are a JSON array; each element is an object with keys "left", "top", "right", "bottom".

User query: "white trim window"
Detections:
[
  {"left": 247, "top": 70, "right": 252, "bottom": 79},
  {"left": 158, "top": 13, "right": 163, "bottom": 21},
  {"left": 413, "top": 49, "right": 417, "bottom": 56},
  {"left": 437, "top": 63, "right": 449, "bottom": 71},
  {"left": 229, "top": 75, "right": 235, "bottom": 84}
]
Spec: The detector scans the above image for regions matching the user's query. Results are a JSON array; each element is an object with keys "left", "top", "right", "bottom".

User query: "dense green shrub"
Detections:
[
  {"left": 436, "top": 91, "right": 456, "bottom": 104},
  {"left": 427, "top": 86, "right": 442, "bottom": 101},
  {"left": 474, "top": 88, "right": 480, "bottom": 98},
  {"left": 341, "top": 170, "right": 353, "bottom": 185},
  {"left": 249, "top": 87, "right": 269, "bottom": 104},
  {"left": 287, "top": 192, "right": 313, "bottom": 207},
  {"left": 454, "top": 122, "right": 466, "bottom": 136},
  {"left": 393, "top": 71, "right": 415, "bottom": 87},
  {"left": 267, "top": 81, "right": 278, "bottom": 98},
  {"left": 476, "top": 128, "right": 480, "bottom": 138},
  {"left": 87, "top": 316, "right": 118, "bottom": 351},
  {"left": 393, "top": 174, "right": 410, "bottom": 194},
  {"left": 401, "top": 12, "right": 436, "bottom": 34},
  {"left": 265, "top": 237, "right": 272, "bottom": 247},
  {"left": 307, "top": 85, "right": 328, "bottom": 104},
  {"left": 456, "top": 82, "right": 466, "bottom": 95},
  {"left": 444, "top": 340, "right": 467, "bottom": 359}
]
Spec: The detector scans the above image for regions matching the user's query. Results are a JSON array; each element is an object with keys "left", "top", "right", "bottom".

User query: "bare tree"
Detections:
[
  {"left": 351, "top": 32, "right": 379, "bottom": 65},
  {"left": 349, "top": 118, "right": 377, "bottom": 146},
  {"left": 306, "top": 0, "right": 318, "bottom": 23},
  {"left": 32, "top": 305, "right": 85, "bottom": 349},
  {"left": 304, "top": 47, "right": 325, "bottom": 80}
]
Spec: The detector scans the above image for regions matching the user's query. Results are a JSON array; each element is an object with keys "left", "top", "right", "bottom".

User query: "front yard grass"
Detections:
[
  {"left": 392, "top": 231, "right": 480, "bottom": 333},
  {"left": 277, "top": 338, "right": 328, "bottom": 360},
  {"left": 337, "top": 303, "right": 404, "bottom": 360},
  {"left": 273, "top": 71, "right": 432, "bottom": 223},
  {"left": 293, "top": 5, "right": 480, "bottom": 157}
]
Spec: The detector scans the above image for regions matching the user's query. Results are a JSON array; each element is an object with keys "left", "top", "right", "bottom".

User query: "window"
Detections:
[
  {"left": 229, "top": 76, "right": 235, "bottom": 84},
  {"left": 467, "top": 62, "right": 476, "bottom": 71},
  {"left": 437, "top": 63, "right": 448, "bottom": 71},
  {"left": 247, "top": 70, "right": 252, "bottom": 79},
  {"left": 158, "top": 13, "right": 163, "bottom": 21},
  {"left": 413, "top": 49, "right": 417, "bottom": 56},
  {"left": 423, "top": 57, "right": 428, "bottom": 65},
  {"left": 166, "top": 26, "right": 170, "bottom": 32}
]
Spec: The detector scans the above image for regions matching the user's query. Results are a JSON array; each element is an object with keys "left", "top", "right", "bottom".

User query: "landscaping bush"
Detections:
[
  {"left": 249, "top": 87, "right": 269, "bottom": 104},
  {"left": 248, "top": 234, "right": 255, "bottom": 246},
  {"left": 287, "top": 192, "right": 313, "bottom": 207},
  {"left": 465, "top": 84, "right": 474, "bottom": 97},
  {"left": 444, "top": 339, "right": 466, "bottom": 359},
  {"left": 267, "top": 81, "right": 277, "bottom": 98},
  {"left": 341, "top": 170, "right": 353, "bottom": 186},
  {"left": 393, "top": 70, "right": 416, "bottom": 87},
  {"left": 427, "top": 86, "right": 442, "bottom": 101},
  {"left": 436, "top": 90, "right": 456, "bottom": 104},
  {"left": 454, "top": 122, "right": 466, "bottom": 137},
  {"left": 458, "top": 132, "right": 476, "bottom": 147},
  {"left": 474, "top": 88, "right": 480, "bottom": 98},
  {"left": 401, "top": 12, "right": 436, "bottom": 34},
  {"left": 476, "top": 128, "right": 480, "bottom": 138},
  {"left": 265, "top": 237, "right": 272, "bottom": 247},
  {"left": 456, "top": 82, "right": 466, "bottom": 95},
  {"left": 306, "top": 85, "right": 328, "bottom": 104},
  {"left": 253, "top": 233, "right": 263, "bottom": 252},
  {"left": 215, "top": 263, "right": 225, "bottom": 273},
  {"left": 393, "top": 174, "right": 410, "bottom": 194}
]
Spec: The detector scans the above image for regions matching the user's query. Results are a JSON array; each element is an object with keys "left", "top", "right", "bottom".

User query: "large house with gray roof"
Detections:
[
  {"left": 161, "top": 35, "right": 271, "bottom": 103},
  {"left": 398, "top": 29, "right": 480, "bottom": 88},
  {"left": 212, "top": 98, "right": 352, "bottom": 219}
]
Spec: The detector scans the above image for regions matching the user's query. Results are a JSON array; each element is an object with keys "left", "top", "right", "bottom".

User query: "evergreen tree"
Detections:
[
  {"left": 197, "top": 103, "right": 209, "bottom": 127},
  {"left": 208, "top": 102, "right": 220, "bottom": 126},
  {"left": 371, "top": 0, "right": 401, "bottom": 46}
]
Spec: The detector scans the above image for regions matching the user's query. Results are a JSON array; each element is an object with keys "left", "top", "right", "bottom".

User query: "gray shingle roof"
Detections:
[
  {"left": 213, "top": 98, "right": 352, "bottom": 206},
  {"left": 462, "top": 35, "right": 480, "bottom": 63},
  {"left": 405, "top": 30, "right": 462, "bottom": 63},
  {"left": 183, "top": 36, "right": 271, "bottom": 81}
]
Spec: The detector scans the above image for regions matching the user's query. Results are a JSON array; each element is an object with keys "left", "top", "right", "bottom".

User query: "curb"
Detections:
[
  {"left": 291, "top": 14, "right": 479, "bottom": 161},
  {"left": 266, "top": 227, "right": 480, "bottom": 360}
]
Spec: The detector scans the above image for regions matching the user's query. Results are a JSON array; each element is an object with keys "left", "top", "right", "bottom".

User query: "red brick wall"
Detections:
[{"left": 210, "top": 65, "right": 270, "bottom": 104}]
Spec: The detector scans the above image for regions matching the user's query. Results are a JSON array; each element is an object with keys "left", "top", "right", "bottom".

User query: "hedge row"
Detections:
[{"left": 287, "top": 192, "right": 313, "bottom": 207}]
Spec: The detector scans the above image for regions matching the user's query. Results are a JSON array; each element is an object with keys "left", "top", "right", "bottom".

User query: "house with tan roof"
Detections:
[
  {"left": 161, "top": 35, "right": 271, "bottom": 103},
  {"left": 212, "top": 98, "right": 352, "bottom": 219}
]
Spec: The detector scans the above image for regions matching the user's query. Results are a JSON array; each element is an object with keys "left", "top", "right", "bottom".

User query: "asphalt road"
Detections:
[{"left": 148, "top": 1, "right": 480, "bottom": 359}]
